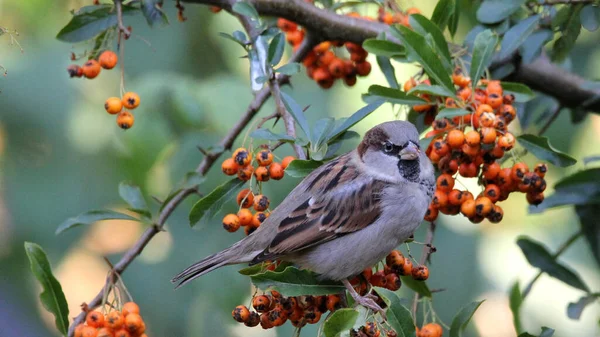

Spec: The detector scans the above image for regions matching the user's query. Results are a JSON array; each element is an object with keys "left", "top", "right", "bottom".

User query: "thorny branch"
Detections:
[{"left": 68, "top": 5, "right": 315, "bottom": 336}]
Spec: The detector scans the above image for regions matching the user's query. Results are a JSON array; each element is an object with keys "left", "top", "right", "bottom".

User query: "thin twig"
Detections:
[
  {"left": 270, "top": 76, "right": 306, "bottom": 159},
  {"left": 521, "top": 231, "right": 582, "bottom": 299},
  {"left": 411, "top": 222, "right": 436, "bottom": 321},
  {"left": 538, "top": 105, "right": 562, "bottom": 136},
  {"left": 114, "top": 0, "right": 131, "bottom": 38}
]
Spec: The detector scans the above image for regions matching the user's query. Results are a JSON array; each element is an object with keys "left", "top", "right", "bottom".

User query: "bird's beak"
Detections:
[{"left": 399, "top": 142, "right": 420, "bottom": 160}]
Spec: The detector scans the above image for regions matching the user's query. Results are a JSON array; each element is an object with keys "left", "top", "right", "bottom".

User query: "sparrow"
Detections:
[{"left": 172, "top": 121, "right": 435, "bottom": 316}]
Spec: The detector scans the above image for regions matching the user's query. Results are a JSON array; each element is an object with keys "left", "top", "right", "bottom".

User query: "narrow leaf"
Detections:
[
  {"left": 449, "top": 301, "right": 485, "bottom": 337},
  {"left": 376, "top": 55, "right": 399, "bottom": 89},
  {"left": 141, "top": 0, "right": 169, "bottom": 26},
  {"left": 281, "top": 92, "right": 312, "bottom": 141},
  {"left": 552, "top": 4, "right": 584, "bottom": 62},
  {"left": 509, "top": 282, "right": 523, "bottom": 333},
  {"left": 470, "top": 30, "right": 499, "bottom": 86},
  {"left": 409, "top": 14, "right": 452, "bottom": 71},
  {"left": 498, "top": 15, "right": 540, "bottom": 60},
  {"left": 580, "top": 5, "right": 600, "bottom": 31},
  {"left": 408, "top": 84, "right": 456, "bottom": 98},
  {"left": 567, "top": 293, "right": 599, "bottom": 320},
  {"left": 250, "top": 128, "right": 295, "bottom": 142},
  {"left": 250, "top": 266, "right": 345, "bottom": 296},
  {"left": 312, "top": 118, "right": 336, "bottom": 148},
  {"left": 400, "top": 275, "right": 432, "bottom": 297},
  {"left": 431, "top": 0, "right": 455, "bottom": 32},
  {"left": 275, "top": 62, "right": 301, "bottom": 75},
  {"left": 517, "top": 237, "right": 590, "bottom": 292},
  {"left": 449, "top": 0, "right": 460, "bottom": 37},
  {"left": 57, "top": 4, "right": 138, "bottom": 42},
  {"left": 188, "top": 178, "right": 245, "bottom": 226},
  {"left": 56, "top": 210, "right": 138, "bottom": 235},
  {"left": 520, "top": 29, "right": 553, "bottom": 64},
  {"left": 324, "top": 308, "right": 360, "bottom": 337},
  {"left": 500, "top": 82, "right": 534, "bottom": 102},
  {"left": 476, "top": 0, "right": 525, "bottom": 24},
  {"left": 392, "top": 25, "right": 455, "bottom": 94},
  {"left": 516, "top": 134, "right": 577, "bottom": 167},
  {"left": 374, "top": 287, "right": 416, "bottom": 337},
  {"left": 365, "top": 85, "right": 427, "bottom": 106},
  {"left": 436, "top": 108, "right": 471, "bottom": 120},
  {"left": 327, "top": 100, "right": 384, "bottom": 142},
  {"left": 268, "top": 32, "right": 285, "bottom": 66},
  {"left": 285, "top": 159, "right": 323, "bottom": 178},
  {"left": 576, "top": 204, "right": 600, "bottom": 267},
  {"left": 119, "top": 181, "right": 150, "bottom": 216},
  {"left": 25, "top": 242, "right": 69, "bottom": 335},
  {"left": 232, "top": 1, "right": 259, "bottom": 20},
  {"left": 362, "top": 39, "right": 405, "bottom": 58}
]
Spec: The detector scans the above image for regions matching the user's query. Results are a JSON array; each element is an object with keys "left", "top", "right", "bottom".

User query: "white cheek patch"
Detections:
[{"left": 357, "top": 150, "right": 403, "bottom": 183}]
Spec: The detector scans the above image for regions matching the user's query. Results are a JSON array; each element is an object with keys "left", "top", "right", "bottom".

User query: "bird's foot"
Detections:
[{"left": 352, "top": 293, "right": 387, "bottom": 321}]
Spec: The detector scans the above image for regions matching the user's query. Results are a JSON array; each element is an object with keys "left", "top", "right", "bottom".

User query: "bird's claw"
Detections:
[{"left": 352, "top": 294, "right": 387, "bottom": 321}]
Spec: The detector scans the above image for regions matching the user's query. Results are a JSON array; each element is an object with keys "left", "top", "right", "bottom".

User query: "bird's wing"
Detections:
[{"left": 251, "top": 153, "right": 386, "bottom": 263}]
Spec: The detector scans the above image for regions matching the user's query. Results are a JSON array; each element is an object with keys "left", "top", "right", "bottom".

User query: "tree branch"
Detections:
[{"left": 184, "top": 0, "right": 600, "bottom": 113}]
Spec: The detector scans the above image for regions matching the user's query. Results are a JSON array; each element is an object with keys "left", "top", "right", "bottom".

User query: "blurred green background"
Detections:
[{"left": 1, "top": 1, "right": 599, "bottom": 336}]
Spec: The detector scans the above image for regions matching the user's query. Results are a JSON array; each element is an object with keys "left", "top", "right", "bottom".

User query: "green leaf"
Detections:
[
  {"left": 567, "top": 293, "right": 599, "bottom": 320},
  {"left": 400, "top": 275, "right": 432, "bottom": 297},
  {"left": 362, "top": 39, "right": 406, "bottom": 58},
  {"left": 449, "top": 0, "right": 460, "bottom": 37},
  {"left": 232, "top": 1, "right": 259, "bottom": 20},
  {"left": 365, "top": 85, "right": 427, "bottom": 106},
  {"left": 530, "top": 169, "right": 600, "bottom": 213},
  {"left": 188, "top": 178, "right": 245, "bottom": 227},
  {"left": 552, "top": 4, "right": 584, "bottom": 62},
  {"left": 56, "top": 4, "right": 137, "bottom": 43},
  {"left": 281, "top": 92, "right": 311, "bottom": 141},
  {"left": 327, "top": 100, "right": 384, "bottom": 142},
  {"left": 285, "top": 159, "right": 323, "bottom": 178},
  {"left": 435, "top": 108, "right": 471, "bottom": 120},
  {"left": 576, "top": 204, "right": 600, "bottom": 267},
  {"left": 250, "top": 128, "right": 295, "bottom": 142},
  {"left": 218, "top": 31, "right": 248, "bottom": 47},
  {"left": 516, "top": 134, "right": 577, "bottom": 167},
  {"left": 476, "top": 0, "right": 525, "bottom": 24},
  {"left": 141, "top": 0, "right": 169, "bottom": 27},
  {"left": 409, "top": 14, "right": 452, "bottom": 71},
  {"left": 267, "top": 32, "right": 285, "bottom": 66},
  {"left": 499, "top": 82, "right": 534, "bottom": 102},
  {"left": 391, "top": 25, "right": 455, "bottom": 94},
  {"left": 520, "top": 29, "right": 553, "bottom": 64},
  {"left": 250, "top": 266, "right": 345, "bottom": 296},
  {"left": 498, "top": 15, "right": 540, "bottom": 60},
  {"left": 312, "top": 118, "right": 336, "bottom": 149},
  {"left": 431, "top": 0, "right": 455, "bottom": 33},
  {"left": 509, "top": 282, "right": 523, "bottom": 333},
  {"left": 408, "top": 84, "right": 456, "bottom": 98},
  {"left": 56, "top": 210, "right": 138, "bottom": 235},
  {"left": 449, "top": 301, "right": 485, "bottom": 337},
  {"left": 24, "top": 242, "right": 69, "bottom": 336},
  {"left": 119, "top": 181, "right": 150, "bottom": 218},
  {"left": 324, "top": 308, "right": 360, "bottom": 337},
  {"left": 517, "top": 236, "right": 590, "bottom": 292},
  {"left": 580, "top": 5, "right": 600, "bottom": 32},
  {"left": 376, "top": 55, "right": 399, "bottom": 89},
  {"left": 373, "top": 287, "right": 415, "bottom": 337},
  {"left": 275, "top": 62, "right": 301, "bottom": 75},
  {"left": 470, "top": 30, "right": 498, "bottom": 85}
]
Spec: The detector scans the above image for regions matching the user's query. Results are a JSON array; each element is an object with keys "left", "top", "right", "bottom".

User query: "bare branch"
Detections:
[{"left": 114, "top": 0, "right": 131, "bottom": 38}]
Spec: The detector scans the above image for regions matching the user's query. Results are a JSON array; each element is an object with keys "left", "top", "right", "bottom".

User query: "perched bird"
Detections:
[{"left": 172, "top": 121, "right": 435, "bottom": 315}]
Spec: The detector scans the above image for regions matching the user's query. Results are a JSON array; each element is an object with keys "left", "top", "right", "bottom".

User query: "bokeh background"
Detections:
[{"left": 1, "top": 1, "right": 599, "bottom": 336}]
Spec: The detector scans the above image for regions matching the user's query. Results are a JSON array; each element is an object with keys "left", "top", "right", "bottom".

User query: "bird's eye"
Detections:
[{"left": 383, "top": 142, "right": 394, "bottom": 153}]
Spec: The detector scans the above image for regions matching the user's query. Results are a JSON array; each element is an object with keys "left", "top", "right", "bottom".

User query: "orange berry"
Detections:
[
  {"left": 86, "top": 310, "right": 105, "bottom": 328},
  {"left": 447, "top": 189, "right": 467, "bottom": 206},
  {"left": 237, "top": 208, "right": 253, "bottom": 226},
  {"left": 245, "top": 311, "right": 261, "bottom": 327},
  {"left": 355, "top": 61, "right": 372, "bottom": 77},
  {"left": 223, "top": 213, "right": 241, "bottom": 232},
  {"left": 67, "top": 64, "right": 83, "bottom": 78},
  {"left": 254, "top": 166, "right": 270, "bottom": 182},
  {"left": 96, "top": 328, "right": 114, "bottom": 337},
  {"left": 404, "top": 77, "right": 417, "bottom": 92},
  {"left": 483, "top": 162, "right": 501, "bottom": 181},
  {"left": 314, "top": 41, "right": 332, "bottom": 54},
  {"left": 534, "top": 163, "right": 548, "bottom": 178},
  {"left": 253, "top": 295, "right": 272, "bottom": 313},
  {"left": 431, "top": 190, "right": 448, "bottom": 209},
  {"left": 106, "top": 311, "right": 124, "bottom": 330},
  {"left": 99, "top": 50, "right": 118, "bottom": 69},
  {"left": 406, "top": 7, "right": 421, "bottom": 15},
  {"left": 511, "top": 162, "right": 529, "bottom": 181},
  {"left": 253, "top": 194, "right": 270, "bottom": 211},
  {"left": 436, "top": 174, "right": 455, "bottom": 193},
  {"left": 486, "top": 93, "right": 503, "bottom": 109},
  {"left": 252, "top": 211, "right": 268, "bottom": 227},
  {"left": 473, "top": 88, "right": 487, "bottom": 104},
  {"left": 500, "top": 104, "right": 516, "bottom": 122},
  {"left": 480, "top": 127, "right": 497, "bottom": 144},
  {"left": 350, "top": 49, "right": 368, "bottom": 62},
  {"left": 286, "top": 29, "right": 304, "bottom": 45},
  {"left": 221, "top": 158, "right": 239, "bottom": 175},
  {"left": 281, "top": 156, "right": 295, "bottom": 169},
  {"left": 447, "top": 130, "right": 465, "bottom": 149},
  {"left": 260, "top": 312, "right": 274, "bottom": 329},
  {"left": 457, "top": 86, "right": 472, "bottom": 101},
  {"left": 488, "top": 204, "right": 504, "bottom": 223},
  {"left": 237, "top": 165, "right": 254, "bottom": 181},
  {"left": 232, "top": 305, "right": 251, "bottom": 323},
  {"left": 465, "top": 130, "right": 481, "bottom": 146},
  {"left": 386, "top": 250, "right": 405, "bottom": 270},
  {"left": 479, "top": 111, "right": 496, "bottom": 128},
  {"left": 484, "top": 184, "right": 501, "bottom": 203},
  {"left": 256, "top": 149, "right": 273, "bottom": 166},
  {"left": 105, "top": 97, "right": 123, "bottom": 115},
  {"left": 232, "top": 147, "right": 251, "bottom": 166},
  {"left": 474, "top": 196, "right": 493, "bottom": 217},
  {"left": 319, "top": 50, "right": 336, "bottom": 66},
  {"left": 498, "top": 132, "right": 516, "bottom": 151},
  {"left": 116, "top": 111, "right": 134, "bottom": 130},
  {"left": 113, "top": 329, "right": 131, "bottom": 337},
  {"left": 81, "top": 326, "right": 99, "bottom": 337},
  {"left": 486, "top": 80, "right": 503, "bottom": 95},
  {"left": 424, "top": 203, "right": 438, "bottom": 221},
  {"left": 124, "top": 313, "right": 145, "bottom": 336},
  {"left": 122, "top": 302, "right": 140, "bottom": 316},
  {"left": 237, "top": 189, "right": 254, "bottom": 208},
  {"left": 432, "top": 139, "right": 450, "bottom": 157},
  {"left": 122, "top": 92, "right": 140, "bottom": 109},
  {"left": 411, "top": 265, "right": 429, "bottom": 281},
  {"left": 277, "top": 18, "right": 297, "bottom": 32},
  {"left": 328, "top": 58, "right": 345, "bottom": 78},
  {"left": 460, "top": 199, "right": 476, "bottom": 217},
  {"left": 326, "top": 294, "right": 343, "bottom": 312},
  {"left": 82, "top": 59, "right": 101, "bottom": 79},
  {"left": 420, "top": 323, "right": 443, "bottom": 337},
  {"left": 527, "top": 191, "right": 545, "bottom": 205},
  {"left": 385, "top": 273, "right": 402, "bottom": 291},
  {"left": 269, "top": 162, "right": 284, "bottom": 180}
]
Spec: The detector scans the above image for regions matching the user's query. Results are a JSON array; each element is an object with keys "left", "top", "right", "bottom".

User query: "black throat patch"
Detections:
[{"left": 398, "top": 159, "right": 420, "bottom": 182}]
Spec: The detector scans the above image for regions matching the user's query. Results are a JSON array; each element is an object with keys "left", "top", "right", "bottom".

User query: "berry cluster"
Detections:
[
  {"left": 276, "top": 6, "right": 419, "bottom": 89},
  {"left": 221, "top": 146, "right": 294, "bottom": 234},
  {"left": 350, "top": 321, "right": 384, "bottom": 337},
  {"left": 74, "top": 302, "right": 147, "bottom": 337},
  {"left": 409, "top": 74, "right": 548, "bottom": 223},
  {"left": 67, "top": 50, "right": 141, "bottom": 130},
  {"left": 416, "top": 323, "right": 443, "bottom": 337}
]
